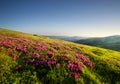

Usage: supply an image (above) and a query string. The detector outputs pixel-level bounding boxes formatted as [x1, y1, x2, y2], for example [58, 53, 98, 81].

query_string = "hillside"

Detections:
[75, 35, 120, 51]
[0, 28, 120, 84]
[45, 36, 88, 41]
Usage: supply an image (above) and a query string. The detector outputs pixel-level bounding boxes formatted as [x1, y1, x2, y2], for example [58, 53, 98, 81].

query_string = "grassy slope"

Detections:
[0, 28, 120, 84]
[75, 36, 120, 51]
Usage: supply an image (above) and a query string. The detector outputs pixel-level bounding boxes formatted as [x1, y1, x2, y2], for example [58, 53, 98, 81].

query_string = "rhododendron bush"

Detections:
[0, 35, 94, 83]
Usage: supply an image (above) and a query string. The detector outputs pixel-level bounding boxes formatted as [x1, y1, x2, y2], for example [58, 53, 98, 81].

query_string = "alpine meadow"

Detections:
[0, 28, 120, 84]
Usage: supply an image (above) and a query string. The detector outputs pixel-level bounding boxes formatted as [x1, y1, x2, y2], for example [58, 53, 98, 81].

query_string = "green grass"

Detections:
[75, 36, 120, 51]
[0, 28, 120, 84]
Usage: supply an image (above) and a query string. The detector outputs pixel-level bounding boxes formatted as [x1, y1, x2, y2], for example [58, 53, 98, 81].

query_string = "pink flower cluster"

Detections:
[75, 52, 94, 68]
[14, 44, 27, 53]
[47, 58, 56, 66]
[12, 54, 17, 61]
[0, 35, 94, 79]
[46, 51, 54, 57]
[34, 53, 42, 58]
[0, 39, 12, 47]
[26, 59, 35, 63]
[0, 36, 48, 60]
[67, 61, 82, 72]
[70, 72, 80, 78]
[67, 61, 82, 77]
[26, 57, 56, 67]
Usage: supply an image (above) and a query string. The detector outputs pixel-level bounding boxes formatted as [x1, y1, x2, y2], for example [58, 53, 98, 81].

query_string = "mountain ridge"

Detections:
[45, 35, 88, 41]
[75, 35, 120, 51]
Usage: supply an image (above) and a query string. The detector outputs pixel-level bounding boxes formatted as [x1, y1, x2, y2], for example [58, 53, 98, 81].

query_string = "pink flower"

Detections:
[35, 53, 42, 58]
[70, 72, 80, 78]
[87, 62, 94, 68]
[22, 48, 27, 53]
[27, 59, 35, 63]
[14, 65, 21, 70]
[66, 47, 71, 50]
[7, 48, 12, 52]
[46, 51, 54, 57]
[41, 45, 47, 50]
[47, 58, 56, 66]
[80, 56, 87, 63]
[56, 63, 61, 68]
[75, 53, 79, 57]
[12, 54, 17, 60]
[67, 61, 83, 72]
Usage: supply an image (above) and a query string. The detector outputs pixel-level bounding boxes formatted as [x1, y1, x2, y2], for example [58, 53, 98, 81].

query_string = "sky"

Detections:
[0, 0, 120, 37]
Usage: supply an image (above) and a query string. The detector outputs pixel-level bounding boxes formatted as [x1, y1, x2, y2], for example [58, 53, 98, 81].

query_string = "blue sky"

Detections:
[0, 0, 120, 37]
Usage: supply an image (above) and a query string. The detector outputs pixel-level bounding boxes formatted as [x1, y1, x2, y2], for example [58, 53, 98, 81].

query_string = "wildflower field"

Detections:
[0, 28, 120, 84]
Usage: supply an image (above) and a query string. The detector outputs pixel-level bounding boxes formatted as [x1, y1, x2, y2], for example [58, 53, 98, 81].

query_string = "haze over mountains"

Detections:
[46, 35, 120, 51]
[45, 36, 88, 41]
[75, 35, 120, 51]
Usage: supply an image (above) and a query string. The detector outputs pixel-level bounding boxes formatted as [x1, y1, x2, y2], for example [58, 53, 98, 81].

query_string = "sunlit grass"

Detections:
[0, 28, 120, 84]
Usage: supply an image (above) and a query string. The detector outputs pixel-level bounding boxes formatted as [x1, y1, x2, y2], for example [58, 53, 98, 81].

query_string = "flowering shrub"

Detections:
[75, 52, 94, 68]
[67, 61, 83, 77]
[0, 35, 95, 83]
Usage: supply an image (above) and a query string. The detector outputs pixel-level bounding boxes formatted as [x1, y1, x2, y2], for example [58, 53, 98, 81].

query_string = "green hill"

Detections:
[75, 36, 120, 51]
[0, 28, 120, 84]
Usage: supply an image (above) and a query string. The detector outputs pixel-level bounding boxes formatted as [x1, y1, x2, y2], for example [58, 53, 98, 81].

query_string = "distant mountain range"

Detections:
[45, 36, 88, 41]
[45, 35, 120, 51]
[75, 35, 120, 51]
